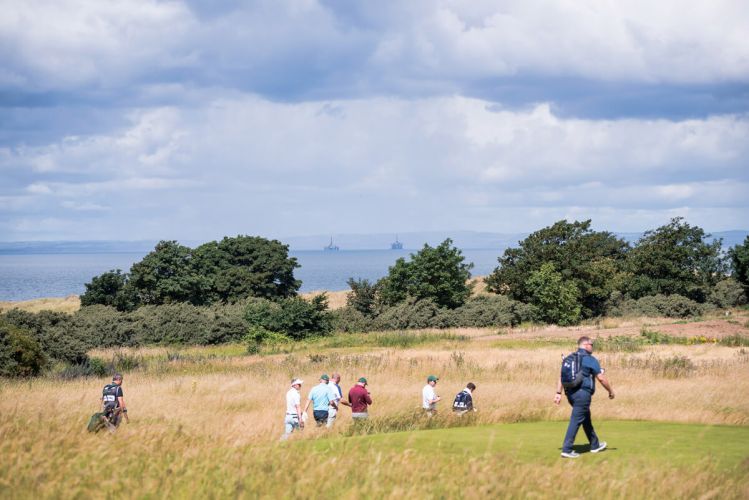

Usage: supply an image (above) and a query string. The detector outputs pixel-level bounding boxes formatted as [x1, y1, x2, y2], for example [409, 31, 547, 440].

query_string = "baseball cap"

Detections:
[291, 378, 303, 386]
[358, 377, 368, 384]
[321, 374, 330, 381]
[427, 375, 439, 382]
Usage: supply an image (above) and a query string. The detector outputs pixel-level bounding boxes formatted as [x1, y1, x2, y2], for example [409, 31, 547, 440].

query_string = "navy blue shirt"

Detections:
[578, 349, 602, 394]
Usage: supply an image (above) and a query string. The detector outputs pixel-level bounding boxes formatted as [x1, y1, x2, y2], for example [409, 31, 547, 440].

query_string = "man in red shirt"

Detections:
[348, 377, 372, 420]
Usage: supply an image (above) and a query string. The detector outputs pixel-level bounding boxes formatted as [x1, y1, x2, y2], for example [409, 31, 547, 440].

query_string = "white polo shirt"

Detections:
[422, 384, 437, 410]
[286, 387, 301, 415]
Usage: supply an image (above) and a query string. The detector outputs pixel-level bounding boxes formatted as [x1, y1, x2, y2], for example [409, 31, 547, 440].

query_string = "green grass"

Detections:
[312, 420, 749, 469]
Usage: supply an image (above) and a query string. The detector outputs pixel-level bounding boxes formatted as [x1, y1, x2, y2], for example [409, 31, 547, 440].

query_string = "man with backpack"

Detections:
[555, 336, 615, 458]
[452, 382, 476, 415]
[101, 373, 128, 428]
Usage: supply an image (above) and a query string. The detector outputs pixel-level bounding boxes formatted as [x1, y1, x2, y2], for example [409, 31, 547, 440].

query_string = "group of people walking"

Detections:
[282, 373, 478, 440]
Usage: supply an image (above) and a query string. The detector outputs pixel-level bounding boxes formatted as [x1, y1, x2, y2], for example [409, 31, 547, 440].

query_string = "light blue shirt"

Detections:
[308, 383, 332, 411]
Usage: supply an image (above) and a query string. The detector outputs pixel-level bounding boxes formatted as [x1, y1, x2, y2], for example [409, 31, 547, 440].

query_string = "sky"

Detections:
[1, 0, 748, 242]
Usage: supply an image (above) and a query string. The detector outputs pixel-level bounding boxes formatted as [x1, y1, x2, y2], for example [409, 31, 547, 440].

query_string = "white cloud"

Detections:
[2, 94, 746, 239]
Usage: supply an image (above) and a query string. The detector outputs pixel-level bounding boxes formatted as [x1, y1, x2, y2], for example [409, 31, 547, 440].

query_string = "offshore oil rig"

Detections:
[390, 234, 403, 250]
[323, 236, 339, 251]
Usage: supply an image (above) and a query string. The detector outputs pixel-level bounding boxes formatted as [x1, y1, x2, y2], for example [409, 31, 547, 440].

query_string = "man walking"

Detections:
[554, 336, 615, 458]
[282, 378, 304, 440]
[422, 375, 441, 415]
[304, 374, 332, 427]
[452, 382, 476, 415]
[348, 377, 372, 420]
[327, 373, 346, 428]
[101, 373, 128, 429]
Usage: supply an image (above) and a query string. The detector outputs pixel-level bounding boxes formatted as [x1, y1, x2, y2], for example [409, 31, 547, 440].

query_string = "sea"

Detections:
[0, 249, 503, 302]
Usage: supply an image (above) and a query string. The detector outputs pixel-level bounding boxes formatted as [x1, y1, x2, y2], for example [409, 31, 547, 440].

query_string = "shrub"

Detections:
[0, 320, 47, 377]
[608, 294, 707, 318]
[243, 325, 292, 354]
[708, 279, 747, 309]
[244, 295, 331, 340]
[330, 307, 374, 333]
[2, 309, 88, 364]
[374, 298, 450, 330]
[447, 295, 530, 328]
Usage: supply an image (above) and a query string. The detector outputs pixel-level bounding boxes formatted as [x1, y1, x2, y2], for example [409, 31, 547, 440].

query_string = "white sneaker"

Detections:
[560, 451, 580, 458]
[591, 442, 607, 453]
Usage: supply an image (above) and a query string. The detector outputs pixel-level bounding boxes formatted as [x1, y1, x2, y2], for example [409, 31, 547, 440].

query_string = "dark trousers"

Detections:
[313, 410, 329, 426]
[562, 389, 600, 453]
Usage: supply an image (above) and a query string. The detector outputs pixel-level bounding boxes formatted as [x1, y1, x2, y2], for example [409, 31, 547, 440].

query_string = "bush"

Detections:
[244, 295, 331, 340]
[608, 294, 708, 318]
[2, 309, 88, 364]
[708, 279, 747, 309]
[243, 325, 292, 354]
[330, 307, 374, 333]
[374, 298, 450, 330]
[447, 295, 531, 328]
[0, 320, 47, 377]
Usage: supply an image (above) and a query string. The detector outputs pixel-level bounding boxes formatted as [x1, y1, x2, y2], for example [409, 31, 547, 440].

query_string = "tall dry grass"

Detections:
[2, 326, 749, 498]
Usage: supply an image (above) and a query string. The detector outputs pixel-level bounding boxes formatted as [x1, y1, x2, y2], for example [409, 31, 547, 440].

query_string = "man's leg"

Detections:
[326, 408, 337, 428]
[562, 392, 586, 453]
[579, 395, 600, 449]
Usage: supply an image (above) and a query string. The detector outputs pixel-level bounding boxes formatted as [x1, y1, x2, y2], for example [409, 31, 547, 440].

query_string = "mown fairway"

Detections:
[1, 314, 748, 498]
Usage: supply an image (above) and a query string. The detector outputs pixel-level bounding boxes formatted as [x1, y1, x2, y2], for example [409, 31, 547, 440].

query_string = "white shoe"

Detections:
[560, 451, 580, 458]
[591, 442, 607, 453]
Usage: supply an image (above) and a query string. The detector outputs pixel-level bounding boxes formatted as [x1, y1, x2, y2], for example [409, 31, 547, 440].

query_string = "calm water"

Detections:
[0, 249, 502, 301]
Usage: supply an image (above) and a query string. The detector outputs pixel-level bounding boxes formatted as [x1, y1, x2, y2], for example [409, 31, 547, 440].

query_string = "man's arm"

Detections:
[554, 377, 563, 405]
[365, 392, 372, 405]
[596, 372, 615, 399]
[295, 403, 304, 429]
[303, 394, 312, 413]
[117, 396, 129, 422]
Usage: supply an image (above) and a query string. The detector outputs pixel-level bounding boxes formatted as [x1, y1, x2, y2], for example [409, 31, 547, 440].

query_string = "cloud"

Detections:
[1, 1, 747, 116]
[1, 94, 746, 240]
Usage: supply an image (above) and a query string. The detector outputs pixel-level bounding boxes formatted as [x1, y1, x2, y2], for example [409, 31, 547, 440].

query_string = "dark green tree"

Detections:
[346, 278, 379, 316]
[525, 263, 582, 325]
[378, 239, 473, 309]
[625, 218, 726, 302]
[192, 235, 300, 302]
[485, 220, 628, 317]
[80, 269, 139, 311]
[728, 236, 749, 295]
[128, 240, 208, 305]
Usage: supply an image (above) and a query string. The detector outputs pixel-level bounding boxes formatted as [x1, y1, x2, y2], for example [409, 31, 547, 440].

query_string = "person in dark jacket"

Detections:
[348, 377, 372, 420]
[452, 382, 476, 415]
[554, 336, 615, 458]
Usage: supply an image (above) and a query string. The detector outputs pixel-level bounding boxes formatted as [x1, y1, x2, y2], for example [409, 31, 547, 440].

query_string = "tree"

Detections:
[80, 269, 138, 311]
[128, 240, 208, 305]
[485, 220, 628, 318]
[728, 236, 749, 295]
[192, 236, 300, 302]
[525, 263, 581, 325]
[625, 218, 726, 302]
[346, 278, 379, 316]
[378, 239, 473, 309]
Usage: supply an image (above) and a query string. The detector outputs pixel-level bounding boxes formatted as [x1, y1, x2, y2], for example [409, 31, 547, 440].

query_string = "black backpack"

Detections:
[452, 390, 472, 411]
[102, 384, 120, 412]
[560, 352, 584, 389]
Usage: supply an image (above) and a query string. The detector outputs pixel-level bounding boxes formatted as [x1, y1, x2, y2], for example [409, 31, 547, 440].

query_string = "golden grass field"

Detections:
[1, 309, 749, 498]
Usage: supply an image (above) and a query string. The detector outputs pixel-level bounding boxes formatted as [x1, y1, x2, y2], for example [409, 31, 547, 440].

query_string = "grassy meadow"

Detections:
[1, 312, 749, 498]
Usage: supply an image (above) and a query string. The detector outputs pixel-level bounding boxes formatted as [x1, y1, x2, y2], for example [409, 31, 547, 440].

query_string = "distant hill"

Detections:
[1, 230, 745, 254]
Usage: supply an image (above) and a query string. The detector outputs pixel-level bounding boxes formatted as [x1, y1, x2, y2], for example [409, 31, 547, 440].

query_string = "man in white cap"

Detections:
[281, 378, 304, 441]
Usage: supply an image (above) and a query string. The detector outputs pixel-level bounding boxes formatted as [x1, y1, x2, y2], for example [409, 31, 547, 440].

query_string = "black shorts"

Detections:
[313, 410, 329, 425]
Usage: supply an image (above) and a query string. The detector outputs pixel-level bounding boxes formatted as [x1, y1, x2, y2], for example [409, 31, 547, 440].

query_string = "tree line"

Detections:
[2, 219, 748, 377]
